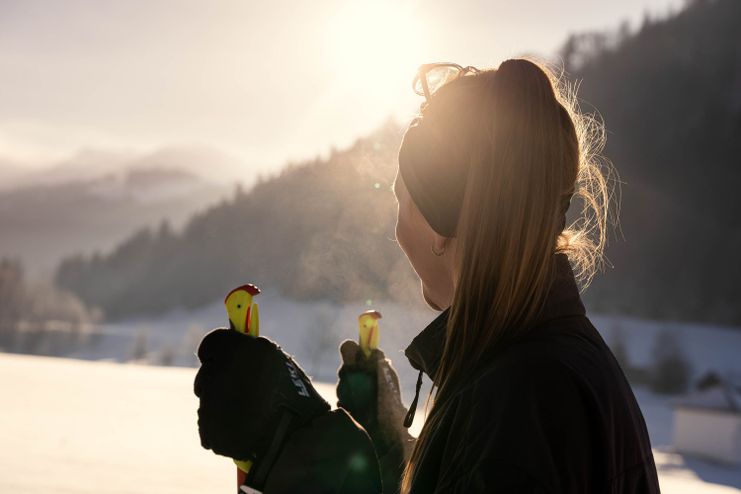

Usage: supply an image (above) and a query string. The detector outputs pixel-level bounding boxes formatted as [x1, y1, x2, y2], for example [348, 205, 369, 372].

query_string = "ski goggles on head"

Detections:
[412, 62, 482, 102]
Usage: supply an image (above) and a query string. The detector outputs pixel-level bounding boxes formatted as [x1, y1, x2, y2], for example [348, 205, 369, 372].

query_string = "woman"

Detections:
[194, 58, 660, 493]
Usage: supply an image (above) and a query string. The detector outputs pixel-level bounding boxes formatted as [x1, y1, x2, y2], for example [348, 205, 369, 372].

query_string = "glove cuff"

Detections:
[244, 410, 296, 491]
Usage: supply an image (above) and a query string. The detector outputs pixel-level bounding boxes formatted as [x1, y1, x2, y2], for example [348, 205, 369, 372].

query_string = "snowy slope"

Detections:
[1, 353, 739, 494]
[68, 292, 440, 406]
[67, 293, 741, 411]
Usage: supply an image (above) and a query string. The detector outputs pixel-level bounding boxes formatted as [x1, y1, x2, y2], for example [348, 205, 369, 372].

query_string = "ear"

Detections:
[431, 231, 452, 254]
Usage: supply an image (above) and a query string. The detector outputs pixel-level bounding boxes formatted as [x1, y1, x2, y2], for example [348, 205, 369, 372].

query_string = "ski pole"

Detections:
[223, 283, 261, 489]
[358, 309, 382, 358]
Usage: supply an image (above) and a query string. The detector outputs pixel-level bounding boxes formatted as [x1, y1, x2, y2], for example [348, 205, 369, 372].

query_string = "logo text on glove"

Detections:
[285, 361, 310, 397]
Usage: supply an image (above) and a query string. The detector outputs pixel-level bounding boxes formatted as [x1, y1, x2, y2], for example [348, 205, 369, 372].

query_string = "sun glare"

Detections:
[325, 2, 426, 100]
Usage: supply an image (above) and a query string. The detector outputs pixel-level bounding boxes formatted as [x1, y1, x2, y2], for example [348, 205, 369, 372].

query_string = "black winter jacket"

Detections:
[260, 254, 660, 493]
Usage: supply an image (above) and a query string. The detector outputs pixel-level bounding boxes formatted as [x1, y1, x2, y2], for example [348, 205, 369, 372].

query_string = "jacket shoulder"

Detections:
[436, 317, 658, 493]
[471, 315, 618, 396]
[431, 356, 591, 491]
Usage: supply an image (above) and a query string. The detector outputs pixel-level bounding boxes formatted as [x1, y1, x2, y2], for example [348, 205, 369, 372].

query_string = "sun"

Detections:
[325, 2, 426, 96]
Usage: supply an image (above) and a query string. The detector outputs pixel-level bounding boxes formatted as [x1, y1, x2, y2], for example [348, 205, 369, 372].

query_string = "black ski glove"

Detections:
[336, 340, 415, 492]
[194, 328, 330, 482]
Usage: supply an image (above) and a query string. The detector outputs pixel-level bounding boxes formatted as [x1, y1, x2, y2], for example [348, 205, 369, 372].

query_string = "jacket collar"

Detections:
[403, 253, 586, 380]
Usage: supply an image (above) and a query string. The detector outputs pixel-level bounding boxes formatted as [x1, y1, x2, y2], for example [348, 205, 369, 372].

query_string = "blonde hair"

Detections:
[399, 57, 616, 493]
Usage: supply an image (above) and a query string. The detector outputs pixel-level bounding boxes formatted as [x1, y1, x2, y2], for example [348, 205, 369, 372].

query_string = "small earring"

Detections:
[431, 244, 445, 256]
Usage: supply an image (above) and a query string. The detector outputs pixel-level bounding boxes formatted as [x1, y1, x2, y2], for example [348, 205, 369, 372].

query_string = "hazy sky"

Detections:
[0, 0, 680, 176]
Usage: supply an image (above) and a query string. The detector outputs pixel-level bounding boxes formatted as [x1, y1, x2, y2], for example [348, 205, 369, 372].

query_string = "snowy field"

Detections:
[1, 353, 740, 493]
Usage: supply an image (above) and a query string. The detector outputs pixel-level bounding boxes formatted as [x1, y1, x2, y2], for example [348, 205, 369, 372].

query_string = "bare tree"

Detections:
[131, 329, 149, 362]
[650, 329, 692, 394]
[0, 259, 25, 348]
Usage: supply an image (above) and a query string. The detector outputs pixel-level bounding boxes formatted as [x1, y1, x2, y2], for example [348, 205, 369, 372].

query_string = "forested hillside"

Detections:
[56, 122, 421, 319]
[565, 0, 741, 323]
[57, 0, 741, 324]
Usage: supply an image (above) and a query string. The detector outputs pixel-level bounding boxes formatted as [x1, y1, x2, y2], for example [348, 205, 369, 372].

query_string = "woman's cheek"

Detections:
[397, 211, 429, 278]
[395, 213, 413, 259]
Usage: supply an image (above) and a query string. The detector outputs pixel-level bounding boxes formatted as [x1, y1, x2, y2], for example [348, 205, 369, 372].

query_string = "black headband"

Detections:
[397, 118, 468, 238]
[399, 119, 575, 237]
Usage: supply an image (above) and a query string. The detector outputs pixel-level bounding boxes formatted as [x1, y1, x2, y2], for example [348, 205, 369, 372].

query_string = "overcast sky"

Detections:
[0, 0, 680, 177]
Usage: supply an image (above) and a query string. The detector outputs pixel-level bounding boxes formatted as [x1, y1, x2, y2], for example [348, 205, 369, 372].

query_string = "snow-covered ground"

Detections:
[1, 353, 739, 493]
[0, 353, 423, 494]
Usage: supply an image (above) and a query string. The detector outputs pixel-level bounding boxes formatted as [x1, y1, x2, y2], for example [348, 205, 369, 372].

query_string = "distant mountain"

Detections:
[0, 164, 230, 275]
[0, 159, 33, 189]
[0, 145, 248, 191]
[56, 0, 741, 325]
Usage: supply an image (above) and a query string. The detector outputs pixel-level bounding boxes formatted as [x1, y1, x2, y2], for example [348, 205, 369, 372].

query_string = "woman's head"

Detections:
[395, 58, 614, 492]
[395, 57, 611, 323]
